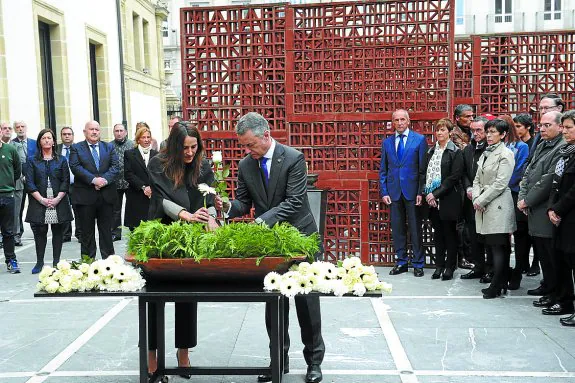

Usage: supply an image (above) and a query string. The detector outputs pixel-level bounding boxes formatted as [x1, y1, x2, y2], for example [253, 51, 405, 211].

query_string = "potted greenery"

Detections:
[126, 220, 320, 282]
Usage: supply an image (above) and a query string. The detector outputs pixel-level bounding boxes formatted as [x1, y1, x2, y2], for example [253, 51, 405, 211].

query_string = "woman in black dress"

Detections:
[25, 129, 73, 273]
[146, 121, 218, 376]
[124, 126, 157, 231]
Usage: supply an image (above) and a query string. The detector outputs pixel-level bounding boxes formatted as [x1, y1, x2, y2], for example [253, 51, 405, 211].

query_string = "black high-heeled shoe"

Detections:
[482, 286, 502, 299]
[431, 267, 444, 279]
[177, 351, 191, 379]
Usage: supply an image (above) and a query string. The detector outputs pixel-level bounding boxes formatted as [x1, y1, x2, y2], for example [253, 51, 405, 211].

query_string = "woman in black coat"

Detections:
[25, 129, 73, 273]
[423, 118, 464, 280]
[547, 110, 575, 325]
[124, 126, 157, 231]
[146, 122, 218, 377]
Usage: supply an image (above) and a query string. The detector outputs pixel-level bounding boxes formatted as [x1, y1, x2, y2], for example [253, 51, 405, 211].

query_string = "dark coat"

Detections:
[124, 147, 158, 228]
[148, 155, 215, 224]
[462, 139, 487, 191]
[550, 153, 575, 253]
[422, 141, 464, 221]
[24, 155, 73, 224]
[69, 140, 119, 206]
[228, 143, 318, 236]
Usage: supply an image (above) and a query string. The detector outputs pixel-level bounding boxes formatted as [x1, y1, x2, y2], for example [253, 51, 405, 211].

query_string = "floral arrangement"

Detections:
[36, 256, 146, 294]
[263, 256, 392, 297]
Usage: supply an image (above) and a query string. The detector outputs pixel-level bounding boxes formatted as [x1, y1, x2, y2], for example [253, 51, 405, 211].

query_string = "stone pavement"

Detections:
[2, 224, 575, 383]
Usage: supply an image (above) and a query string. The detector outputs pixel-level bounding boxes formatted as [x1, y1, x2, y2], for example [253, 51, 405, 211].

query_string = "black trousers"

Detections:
[265, 294, 325, 366]
[487, 241, 511, 290]
[77, 194, 115, 259]
[464, 200, 485, 272]
[30, 223, 63, 265]
[62, 185, 82, 240]
[514, 220, 532, 272]
[112, 189, 127, 238]
[429, 208, 457, 269]
[18, 193, 26, 235]
[554, 249, 575, 306]
[147, 302, 198, 350]
[533, 236, 556, 294]
[0, 195, 16, 262]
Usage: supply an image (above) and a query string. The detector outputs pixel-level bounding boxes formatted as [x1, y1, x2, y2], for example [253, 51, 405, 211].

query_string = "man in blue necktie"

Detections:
[69, 121, 119, 259]
[379, 109, 428, 277]
[58, 127, 81, 243]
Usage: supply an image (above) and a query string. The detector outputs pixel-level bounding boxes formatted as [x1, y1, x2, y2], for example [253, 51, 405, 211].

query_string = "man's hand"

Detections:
[548, 210, 561, 227]
[517, 199, 528, 210]
[214, 195, 223, 211]
[143, 186, 152, 198]
[416, 195, 423, 206]
[92, 177, 107, 189]
[382, 195, 392, 205]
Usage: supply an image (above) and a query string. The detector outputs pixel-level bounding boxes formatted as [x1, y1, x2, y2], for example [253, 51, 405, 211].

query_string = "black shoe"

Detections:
[527, 286, 549, 296]
[482, 286, 502, 299]
[560, 313, 575, 326]
[305, 364, 322, 383]
[526, 266, 540, 277]
[479, 272, 493, 284]
[432, 267, 444, 279]
[176, 351, 191, 379]
[389, 265, 408, 275]
[507, 268, 522, 290]
[542, 303, 575, 316]
[14, 240, 22, 246]
[413, 267, 424, 277]
[442, 268, 454, 281]
[257, 362, 289, 382]
[533, 296, 555, 308]
[458, 258, 474, 270]
[461, 270, 482, 280]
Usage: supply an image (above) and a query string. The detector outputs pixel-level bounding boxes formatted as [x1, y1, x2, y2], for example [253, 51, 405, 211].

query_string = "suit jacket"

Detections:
[518, 134, 566, 238]
[228, 143, 318, 236]
[472, 142, 516, 235]
[124, 147, 158, 228]
[57, 143, 74, 184]
[11, 137, 37, 160]
[549, 151, 575, 253]
[379, 130, 428, 201]
[68, 140, 119, 205]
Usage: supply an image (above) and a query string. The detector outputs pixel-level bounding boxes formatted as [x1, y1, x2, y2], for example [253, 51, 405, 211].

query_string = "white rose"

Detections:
[45, 280, 60, 293]
[212, 151, 223, 164]
[107, 255, 124, 265]
[79, 263, 90, 274]
[56, 260, 72, 271]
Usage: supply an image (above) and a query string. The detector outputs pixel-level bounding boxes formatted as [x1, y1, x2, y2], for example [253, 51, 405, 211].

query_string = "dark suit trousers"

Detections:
[390, 195, 424, 267]
[429, 208, 457, 270]
[112, 189, 127, 238]
[533, 236, 556, 294]
[554, 249, 575, 306]
[464, 199, 485, 272]
[147, 302, 198, 350]
[62, 184, 82, 240]
[77, 193, 115, 259]
[265, 294, 325, 366]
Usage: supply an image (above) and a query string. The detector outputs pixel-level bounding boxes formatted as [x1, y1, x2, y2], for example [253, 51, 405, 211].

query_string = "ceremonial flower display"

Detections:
[210, 150, 230, 205]
[36, 256, 145, 294]
[263, 257, 392, 298]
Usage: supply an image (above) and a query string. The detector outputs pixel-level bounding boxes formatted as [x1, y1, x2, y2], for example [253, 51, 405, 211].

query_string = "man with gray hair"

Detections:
[518, 111, 568, 314]
[224, 112, 325, 383]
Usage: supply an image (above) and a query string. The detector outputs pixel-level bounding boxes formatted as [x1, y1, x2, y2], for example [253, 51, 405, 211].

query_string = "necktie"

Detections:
[90, 144, 100, 170]
[64, 146, 70, 161]
[397, 134, 405, 160]
[260, 157, 269, 186]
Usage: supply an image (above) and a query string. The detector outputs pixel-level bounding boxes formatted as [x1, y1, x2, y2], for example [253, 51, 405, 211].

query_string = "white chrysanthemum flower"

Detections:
[107, 255, 124, 265]
[289, 264, 299, 272]
[88, 262, 104, 280]
[212, 151, 223, 164]
[362, 265, 377, 276]
[352, 283, 367, 297]
[198, 183, 217, 196]
[45, 280, 60, 293]
[336, 267, 347, 279]
[297, 276, 313, 294]
[378, 281, 393, 293]
[279, 277, 301, 298]
[112, 265, 131, 282]
[324, 263, 337, 279]
[264, 272, 282, 291]
[342, 256, 362, 270]
[315, 279, 333, 294]
[347, 268, 361, 280]
[297, 262, 311, 275]
[79, 263, 90, 274]
[282, 271, 300, 280]
[100, 261, 116, 277]
[309, 262, 325, 278]
[307, 275, 319, 290]
[331, 280, 350, 297]
[56, 260, 71, 271]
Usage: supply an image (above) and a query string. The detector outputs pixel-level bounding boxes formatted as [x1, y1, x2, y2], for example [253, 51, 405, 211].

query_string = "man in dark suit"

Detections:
[58, 126, 81, 242]
[225, 112, 325, 383]
[379, 109, 428, 277]
[69, 120, 119, 259]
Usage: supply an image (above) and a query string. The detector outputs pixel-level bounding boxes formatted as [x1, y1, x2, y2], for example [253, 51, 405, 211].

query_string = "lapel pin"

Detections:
[277, 158, 282, 163]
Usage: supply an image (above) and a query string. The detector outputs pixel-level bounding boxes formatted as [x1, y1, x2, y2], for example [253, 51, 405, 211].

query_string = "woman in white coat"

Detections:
[473, 119, 516, 299]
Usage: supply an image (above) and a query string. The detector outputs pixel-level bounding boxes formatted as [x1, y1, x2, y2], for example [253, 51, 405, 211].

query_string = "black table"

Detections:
[35, 281, 287, 383]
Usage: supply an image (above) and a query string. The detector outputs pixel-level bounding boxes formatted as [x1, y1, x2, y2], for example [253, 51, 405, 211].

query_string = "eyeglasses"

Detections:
[538, 105, 559, 112]
[537, 123, 554, 129]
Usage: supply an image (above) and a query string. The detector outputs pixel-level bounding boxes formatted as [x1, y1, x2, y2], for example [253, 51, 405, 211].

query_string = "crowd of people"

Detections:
[380, 94, 575, 327]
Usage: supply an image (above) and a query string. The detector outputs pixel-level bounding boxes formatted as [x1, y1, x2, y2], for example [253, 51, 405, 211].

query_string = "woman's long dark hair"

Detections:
[34, 128, 59, 161]
[160, 121, 204, 188]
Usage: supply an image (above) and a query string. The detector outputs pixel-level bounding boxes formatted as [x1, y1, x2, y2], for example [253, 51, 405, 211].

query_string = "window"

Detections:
[495, 0, 512, 23]
[38, 21, 56, 131]
[162, 21, 168, 37]
[544, 0, 561, 20]
[142, 18, 150, 73]
[89, 43, 99, 122]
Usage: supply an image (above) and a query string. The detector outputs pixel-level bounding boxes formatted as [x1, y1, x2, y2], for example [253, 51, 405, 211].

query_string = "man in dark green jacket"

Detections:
[0, 137, 22, 273]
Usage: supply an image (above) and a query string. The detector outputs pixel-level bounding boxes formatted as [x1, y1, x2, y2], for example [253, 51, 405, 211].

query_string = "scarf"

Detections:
[424, 143, 445, 194]
[483, 141, 502, 158]
[555, 144, 575, 177]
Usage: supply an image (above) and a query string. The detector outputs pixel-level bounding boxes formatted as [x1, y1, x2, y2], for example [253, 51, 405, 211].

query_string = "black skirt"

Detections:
[478, 233, 510, 246]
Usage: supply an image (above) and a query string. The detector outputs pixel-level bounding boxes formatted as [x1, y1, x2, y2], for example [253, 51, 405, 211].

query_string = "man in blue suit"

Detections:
[69, 120, 119, 259]
[379, 109, 428, 277]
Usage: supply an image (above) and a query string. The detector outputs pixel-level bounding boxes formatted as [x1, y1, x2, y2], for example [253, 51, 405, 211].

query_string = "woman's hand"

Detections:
[548, 210, 561, 227]
[426, 193, 437, 208]
[143, 186, 152, 198]
[473, 203, 485, 212]
[179, 207, 211, 223]
[206, 217, 219, 231]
